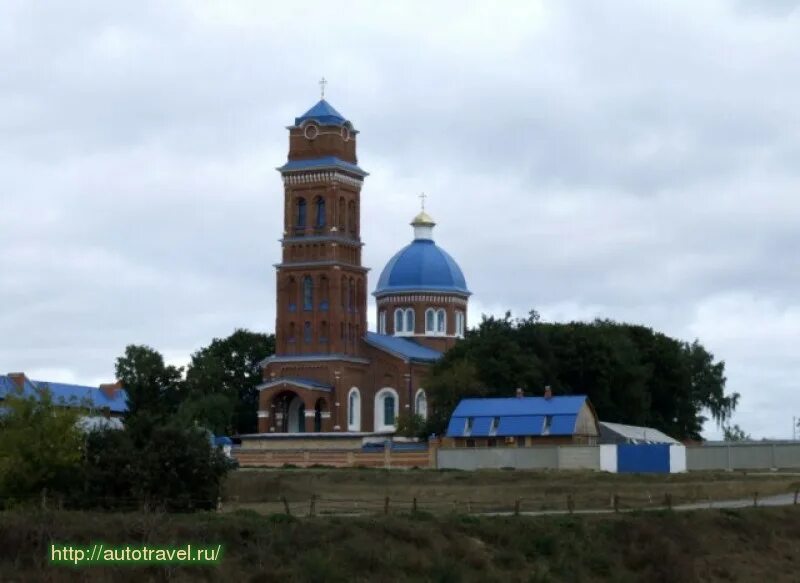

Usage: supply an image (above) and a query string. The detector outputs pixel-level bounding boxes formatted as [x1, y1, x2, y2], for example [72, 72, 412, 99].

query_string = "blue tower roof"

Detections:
[294, 99, 348, 126]
[374, 239, 469, 297]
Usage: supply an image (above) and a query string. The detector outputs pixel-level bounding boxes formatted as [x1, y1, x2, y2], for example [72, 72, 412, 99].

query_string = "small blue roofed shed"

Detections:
[445, 388, 599, 447]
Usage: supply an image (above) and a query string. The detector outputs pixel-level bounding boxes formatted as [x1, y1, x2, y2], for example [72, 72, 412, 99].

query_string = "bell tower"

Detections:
[274, 96, 369, 358]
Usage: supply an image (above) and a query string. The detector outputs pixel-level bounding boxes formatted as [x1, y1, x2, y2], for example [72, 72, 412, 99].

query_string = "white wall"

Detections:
[669, 444, 687, 473]
[599, 444, 618, 473]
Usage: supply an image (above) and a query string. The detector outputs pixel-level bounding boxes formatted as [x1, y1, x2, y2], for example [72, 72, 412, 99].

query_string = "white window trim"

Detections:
[374, 387, 399, 432]
[436, 308, 446, 335]
[425, 308, 436, 334]
[394, 307, 414, 336]
[414, 388, 428, 420]
[404, 308, 415, 334]
[394, 308, 404, 334]
[347, 387, 361, 431]
[378, 311, 387, 334]
[455, 311, 465, 338]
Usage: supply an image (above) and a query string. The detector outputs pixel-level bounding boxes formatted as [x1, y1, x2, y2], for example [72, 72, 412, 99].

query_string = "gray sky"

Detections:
[2, 0, 799, 439]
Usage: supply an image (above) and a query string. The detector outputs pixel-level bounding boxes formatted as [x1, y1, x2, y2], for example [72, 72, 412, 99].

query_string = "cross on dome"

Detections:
[319, 77, 327, 99]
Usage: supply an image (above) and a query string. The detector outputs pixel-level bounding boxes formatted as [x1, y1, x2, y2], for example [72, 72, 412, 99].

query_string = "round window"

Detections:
[341, 126, 350, 141]
[304, 124, 319, 140]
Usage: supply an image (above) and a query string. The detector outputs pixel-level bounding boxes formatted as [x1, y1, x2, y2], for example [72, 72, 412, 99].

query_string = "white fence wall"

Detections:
[686, 442, 800, 471]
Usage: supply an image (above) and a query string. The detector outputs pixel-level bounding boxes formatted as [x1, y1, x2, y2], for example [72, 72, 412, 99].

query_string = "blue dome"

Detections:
[374, 239, 470, 297]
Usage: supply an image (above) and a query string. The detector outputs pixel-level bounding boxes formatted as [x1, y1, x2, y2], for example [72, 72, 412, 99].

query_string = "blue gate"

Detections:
[617, 444, 671, 473]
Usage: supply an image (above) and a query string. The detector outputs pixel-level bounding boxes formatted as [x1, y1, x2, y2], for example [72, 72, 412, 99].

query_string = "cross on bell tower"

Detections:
[319, 77, 327, 99]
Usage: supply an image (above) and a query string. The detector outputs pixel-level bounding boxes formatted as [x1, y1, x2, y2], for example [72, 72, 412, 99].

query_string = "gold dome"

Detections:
[411, 210, 436, 226]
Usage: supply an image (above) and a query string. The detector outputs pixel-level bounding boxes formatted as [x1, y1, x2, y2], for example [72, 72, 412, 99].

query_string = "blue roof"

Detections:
[294, 99, 347, 126]
[277, 156, 367, 177]
[1, 375, 127, 413]
[374, 239, 469, 297]
[31, 380, 128, 413]
[364, 332, 442, 362]
[446, 396, 590, 438]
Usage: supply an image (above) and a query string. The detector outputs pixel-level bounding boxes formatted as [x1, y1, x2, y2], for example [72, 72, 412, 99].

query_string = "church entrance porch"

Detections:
[257, 378, 336, 433]
[272, 391, 306, 433]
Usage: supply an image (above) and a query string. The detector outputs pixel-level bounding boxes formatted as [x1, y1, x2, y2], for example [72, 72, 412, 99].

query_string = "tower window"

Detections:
[404, 308, 414, 334]
[456, 311, 465, 338]
[315, 197, 326, 228]
[347, 200, 356, 236]
[296, 198, 307, 228]
[304, 322, 312, 344]
[303, 276, 313, 311]
[319, 276, 329, 311]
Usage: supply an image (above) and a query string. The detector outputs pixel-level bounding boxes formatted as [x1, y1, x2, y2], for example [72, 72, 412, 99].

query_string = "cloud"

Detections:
[2, 0, 799, 438]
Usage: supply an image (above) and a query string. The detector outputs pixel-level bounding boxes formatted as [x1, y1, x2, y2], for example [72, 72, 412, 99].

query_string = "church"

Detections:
[254, 95, 469, 436]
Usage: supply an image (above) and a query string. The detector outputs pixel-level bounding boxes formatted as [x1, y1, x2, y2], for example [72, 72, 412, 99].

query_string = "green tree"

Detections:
[116, 344, 183, 420]
[0, 389, 83, 506]
[425, 311, 736, 440]
[722, 424, 751, 442]
[184, 329, 275, 434]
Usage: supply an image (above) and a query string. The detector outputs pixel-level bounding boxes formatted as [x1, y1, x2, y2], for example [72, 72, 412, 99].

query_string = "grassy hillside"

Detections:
[4, 506, 800, 582]
[223, 468, 800, 515]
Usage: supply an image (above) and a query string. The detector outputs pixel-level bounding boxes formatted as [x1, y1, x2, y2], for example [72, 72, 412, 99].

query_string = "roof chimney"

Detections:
[515, 388, 524, 399]
[99, 381, 122, 400]
[544, 385, 553, 400]
[7, 372, 26, 390]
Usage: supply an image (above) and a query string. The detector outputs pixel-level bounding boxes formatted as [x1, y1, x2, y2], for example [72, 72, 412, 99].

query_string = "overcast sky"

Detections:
[2, 0, 799, 439]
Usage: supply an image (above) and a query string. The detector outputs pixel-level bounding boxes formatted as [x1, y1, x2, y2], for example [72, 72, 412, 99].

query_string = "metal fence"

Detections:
[686, 442, 800, 471]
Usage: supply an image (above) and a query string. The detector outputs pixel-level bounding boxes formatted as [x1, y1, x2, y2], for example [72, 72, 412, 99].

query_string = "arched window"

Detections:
[296, 198, 307, 228]
[287, 277, 297, 312]
[436, 309, 446, 334]
[425, 308, 436, 333]
[315, 197, 326, 228]
[348, 387, 361, 431]
[455, 311, 465, 338]
[394, 308, 404, 334]
[338, 197, 346, 231]
[303, 276, 313, 311]
[304, 321, 312, 343]
[378, 310, 386, 334]
[348, 200, 356, 235]
[383, 395, 396, 426]
[404, 308, 415, 334]
[348, 277, 355, 311]
[415, 389, 428, 420]
[319, 276, 329, 311]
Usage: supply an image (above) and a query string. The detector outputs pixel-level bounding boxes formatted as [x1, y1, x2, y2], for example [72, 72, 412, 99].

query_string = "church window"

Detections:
[436, 309, 446, 334]
[378, 310, 386, 334]
[415, 389, 427, 420]
[348, 278, 355, 311]
[303, 276, 313, 311]
[425, 308, 435, 333]
[455, 311, 465, 338]
[394, 309, 404, 334]
[404, 308, 414, 333]
[315, 197, 326, 228]
[296, 198, 307, 228]
[338, 197, 346, 231]
[383, 395, 396, 426]
[287, 277, 297, 312]
[348, 388, 361, 431]
[348, 200, 356, 236]
[303, 321, 312, 343]
[320, 276, 329, 311]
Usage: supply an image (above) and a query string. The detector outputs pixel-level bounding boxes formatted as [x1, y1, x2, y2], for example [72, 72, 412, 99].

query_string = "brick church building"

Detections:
[255, 97, 470, 435]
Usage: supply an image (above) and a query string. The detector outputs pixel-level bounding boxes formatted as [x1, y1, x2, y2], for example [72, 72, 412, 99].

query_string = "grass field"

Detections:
[4, 506, 800, 582]
[222, 468, 800, 516]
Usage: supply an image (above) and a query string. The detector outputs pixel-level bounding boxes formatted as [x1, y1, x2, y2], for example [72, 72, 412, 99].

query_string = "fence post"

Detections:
[514, 498, 521, 516]
[309, 494, 316, 517]
[384, 496, 390, 515]
[467, 500, 472, 513]
[217, 496, 222, 512]
[412, 497, 417, 514]
[567, 495, 574, 514]
[613, 494, 620, 513]
[753, 492, 758, 508]
[794, 489, 798, 505]
[665, 493, 672, 510]
[282, 496, 291, 516]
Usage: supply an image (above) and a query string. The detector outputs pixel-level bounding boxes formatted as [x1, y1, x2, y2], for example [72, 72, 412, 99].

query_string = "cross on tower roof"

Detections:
[419, 192, 427, 211]
[319, 77, 327, 99]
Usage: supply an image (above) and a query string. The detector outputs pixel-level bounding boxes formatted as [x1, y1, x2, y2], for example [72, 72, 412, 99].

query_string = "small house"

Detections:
[444, 387, 599, 447]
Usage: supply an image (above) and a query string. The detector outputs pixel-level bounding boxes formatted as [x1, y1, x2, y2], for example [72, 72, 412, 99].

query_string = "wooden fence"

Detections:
[234, 448, 433, 469]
